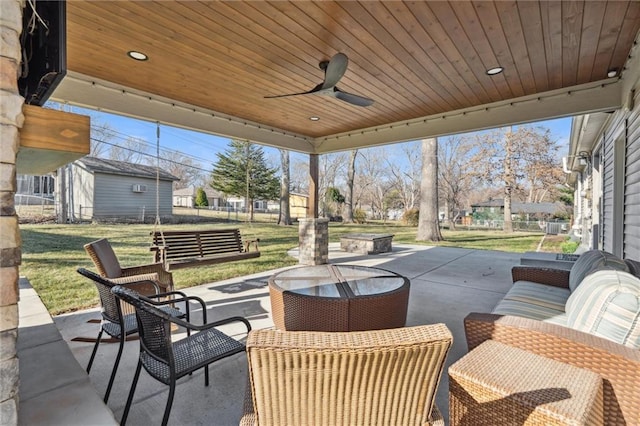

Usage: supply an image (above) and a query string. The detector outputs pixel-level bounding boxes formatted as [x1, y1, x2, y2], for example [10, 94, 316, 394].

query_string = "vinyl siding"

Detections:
[602, 127, 616, 253]
[624, 91, 640, 260]
[93, 173, 173, 218]
[71, 166, 95, 220]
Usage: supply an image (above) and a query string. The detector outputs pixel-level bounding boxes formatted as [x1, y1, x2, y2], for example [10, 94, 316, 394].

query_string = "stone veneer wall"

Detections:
[0, 1, 24, 424]
[298, 218, 329, 265]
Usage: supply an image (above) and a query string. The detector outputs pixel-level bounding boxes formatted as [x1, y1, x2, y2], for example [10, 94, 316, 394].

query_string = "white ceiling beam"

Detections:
[314, 79, 622, 153]
[51, 72, 315, 153]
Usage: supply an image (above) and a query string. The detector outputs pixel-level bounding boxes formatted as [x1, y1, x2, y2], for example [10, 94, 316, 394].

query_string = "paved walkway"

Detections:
[24, 243, 521, 425]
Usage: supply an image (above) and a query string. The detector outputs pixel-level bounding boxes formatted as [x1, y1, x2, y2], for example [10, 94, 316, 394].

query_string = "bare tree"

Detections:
[278, 149, 291, 225]
[438, 135, 478, 230]
[318, 153, 347, 217]
[417, 138, 443, 241]
[344, 149, 358, 223]
[387, 141, 421, 213]
[472, 126, 562, 232]
[290, 157, 309, 193]
[90, 121, 118, 157]
[108, 136, 149, 163]
[158, 152, 204, 189]
[354, 149, 388, 220]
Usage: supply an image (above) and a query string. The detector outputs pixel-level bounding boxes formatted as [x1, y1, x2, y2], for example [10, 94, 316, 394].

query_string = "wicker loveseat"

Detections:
[464, 249, 640, 425]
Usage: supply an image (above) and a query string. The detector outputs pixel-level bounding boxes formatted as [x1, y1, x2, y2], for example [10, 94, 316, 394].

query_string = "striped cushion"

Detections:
[568, 250, 629, 292]
[492, 298, 567, 325]
[566, 270, 640, 349]
[503, 281, 571, 312]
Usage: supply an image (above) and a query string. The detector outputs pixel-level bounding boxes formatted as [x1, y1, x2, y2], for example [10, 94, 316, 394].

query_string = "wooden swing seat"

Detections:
[150, 229, 260, 271]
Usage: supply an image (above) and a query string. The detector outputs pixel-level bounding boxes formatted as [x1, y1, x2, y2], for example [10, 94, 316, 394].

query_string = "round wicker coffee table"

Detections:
[269, 264, 410, 332]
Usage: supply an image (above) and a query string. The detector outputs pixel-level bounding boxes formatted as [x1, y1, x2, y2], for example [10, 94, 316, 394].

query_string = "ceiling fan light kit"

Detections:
[265, 53, 374, 107]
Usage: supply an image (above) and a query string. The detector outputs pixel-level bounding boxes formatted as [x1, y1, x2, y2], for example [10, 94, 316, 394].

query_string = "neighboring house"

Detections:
[227, 196, 269, 212]
[266, 193, 309, 219]
[173, 186, 225, 208]
[16, 174, 55, 205]
[565, 87, 640, 259]
[471, 199, 566, 219]
[71, 156, 179, 220]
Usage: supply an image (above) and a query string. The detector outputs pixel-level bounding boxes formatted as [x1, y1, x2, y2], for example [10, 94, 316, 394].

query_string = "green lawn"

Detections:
[19, 221, 551, 315]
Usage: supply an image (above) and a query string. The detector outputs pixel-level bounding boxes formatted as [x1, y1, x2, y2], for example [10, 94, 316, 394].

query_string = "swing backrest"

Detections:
[84, 238, 123, 278]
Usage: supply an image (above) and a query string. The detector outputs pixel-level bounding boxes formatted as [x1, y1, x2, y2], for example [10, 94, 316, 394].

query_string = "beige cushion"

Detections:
[568, 249, 628, 292]
[85, 238, 122, 278]
[566, 269, 640, 349]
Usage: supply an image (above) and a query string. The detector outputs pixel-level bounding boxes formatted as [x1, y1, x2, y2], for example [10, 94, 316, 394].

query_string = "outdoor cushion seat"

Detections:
[500, 280, 571, 311]
[492, 298, 567, 326]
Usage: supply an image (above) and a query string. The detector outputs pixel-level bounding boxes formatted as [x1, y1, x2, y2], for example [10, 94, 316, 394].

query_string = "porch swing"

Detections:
[149, 124, 260, 272]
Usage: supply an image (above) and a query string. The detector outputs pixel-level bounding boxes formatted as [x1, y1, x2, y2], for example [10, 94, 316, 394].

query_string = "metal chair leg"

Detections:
[161, 380, 176, 426]
[205, 365, 209, 387]
[120, 360, 142, 426]
[86, 328, 103, 373]
[103, 332, 125, 403]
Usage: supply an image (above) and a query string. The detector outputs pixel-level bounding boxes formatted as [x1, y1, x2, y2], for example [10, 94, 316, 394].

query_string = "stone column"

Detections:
[298, 218, 329, 265]
[0, 1, 24, 424]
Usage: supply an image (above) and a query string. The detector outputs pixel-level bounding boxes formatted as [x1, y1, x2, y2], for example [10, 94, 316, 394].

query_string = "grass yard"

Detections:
[20, 221, 557, 315]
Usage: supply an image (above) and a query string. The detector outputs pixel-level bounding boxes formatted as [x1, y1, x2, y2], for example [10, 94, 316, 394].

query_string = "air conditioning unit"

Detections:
[132, 184, 147, 193]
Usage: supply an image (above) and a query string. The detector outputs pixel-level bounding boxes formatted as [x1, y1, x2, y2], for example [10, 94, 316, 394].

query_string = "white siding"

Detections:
[71, 166, 95, 220]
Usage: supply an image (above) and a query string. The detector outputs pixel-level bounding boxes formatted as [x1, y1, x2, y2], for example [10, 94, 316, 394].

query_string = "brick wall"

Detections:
[0, 1, 24, 424]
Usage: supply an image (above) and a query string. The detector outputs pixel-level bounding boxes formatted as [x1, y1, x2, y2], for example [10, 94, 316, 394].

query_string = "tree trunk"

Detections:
[417, 138, 443, 241]
[344, 149, 357, 223]
[278, 149, 291, 225]
[503, 129, 514, 233]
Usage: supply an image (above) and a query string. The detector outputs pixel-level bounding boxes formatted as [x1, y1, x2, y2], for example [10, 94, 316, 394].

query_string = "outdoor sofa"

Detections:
[464, 249, 640, 425]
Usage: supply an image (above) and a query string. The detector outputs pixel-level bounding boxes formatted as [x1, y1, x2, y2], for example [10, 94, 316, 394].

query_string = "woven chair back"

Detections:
[112, 286, 175, 372]
[246, 324, 452, 426]
[77, 268, 123, 324]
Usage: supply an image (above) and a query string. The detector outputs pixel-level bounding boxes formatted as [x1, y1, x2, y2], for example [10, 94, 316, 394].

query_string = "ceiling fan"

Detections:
[265, 53, 374, 107]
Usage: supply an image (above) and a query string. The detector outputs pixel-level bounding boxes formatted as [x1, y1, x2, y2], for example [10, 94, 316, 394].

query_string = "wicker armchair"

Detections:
[112, 285, 252, 426]
[464, 313, 640, 425]
[84, 238, 173, 293]
[240, 324, 453, 426]
[77, 268, 188, 403]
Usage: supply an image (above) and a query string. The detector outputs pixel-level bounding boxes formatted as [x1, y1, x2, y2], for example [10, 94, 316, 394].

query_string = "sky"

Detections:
[51, 102, 573, 176]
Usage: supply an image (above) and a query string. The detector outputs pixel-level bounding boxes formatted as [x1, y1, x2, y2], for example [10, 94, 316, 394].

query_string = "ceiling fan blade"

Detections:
[321, 53, 348, 89]
[334, 88, 374, 107]
[264, 83, 323, 99]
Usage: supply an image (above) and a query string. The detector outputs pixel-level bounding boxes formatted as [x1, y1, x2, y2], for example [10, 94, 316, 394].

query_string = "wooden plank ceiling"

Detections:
[63, 1, 640, 147]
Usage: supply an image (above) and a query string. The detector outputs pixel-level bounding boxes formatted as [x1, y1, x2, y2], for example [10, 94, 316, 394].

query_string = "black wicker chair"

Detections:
[112, 285, 252, 426]
[77, 268, 189, 403]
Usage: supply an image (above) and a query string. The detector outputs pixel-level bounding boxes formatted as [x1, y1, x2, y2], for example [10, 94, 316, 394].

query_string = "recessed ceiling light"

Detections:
[127, 51, 148, 61]
[486, 66, 504, 76]
[309, 116, 320, 121]
[607, 69, 618, 78]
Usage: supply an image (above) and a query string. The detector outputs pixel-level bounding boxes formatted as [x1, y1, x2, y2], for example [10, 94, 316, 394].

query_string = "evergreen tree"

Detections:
[211, 140, 279, 220]
[195, 187, 209, 207]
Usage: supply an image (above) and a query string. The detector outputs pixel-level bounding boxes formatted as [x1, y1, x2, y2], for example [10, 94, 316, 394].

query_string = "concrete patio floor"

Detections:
[25, 243, 522, 425]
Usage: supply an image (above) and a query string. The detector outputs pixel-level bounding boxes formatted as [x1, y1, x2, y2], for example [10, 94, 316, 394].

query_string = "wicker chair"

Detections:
[464, 313, 640, 425]
[84, 237, 174, 293]
[240, 324, 453, 426]
[77, 268, 188, 403]
[112, 285, 252, 426]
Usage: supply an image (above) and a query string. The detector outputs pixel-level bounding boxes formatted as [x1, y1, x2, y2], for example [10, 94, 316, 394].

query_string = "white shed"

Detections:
[71, 156, 178, 220]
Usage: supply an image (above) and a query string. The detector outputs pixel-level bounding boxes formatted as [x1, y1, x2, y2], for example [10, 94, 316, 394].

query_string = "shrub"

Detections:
[402, 208, 419, 226]
[561, 240, 579, 253]
[353, 208, 367, 224]
[195, 187, 209, 207]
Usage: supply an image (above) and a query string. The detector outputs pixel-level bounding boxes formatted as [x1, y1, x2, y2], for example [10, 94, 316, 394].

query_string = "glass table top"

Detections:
[270, 264, 407, 298]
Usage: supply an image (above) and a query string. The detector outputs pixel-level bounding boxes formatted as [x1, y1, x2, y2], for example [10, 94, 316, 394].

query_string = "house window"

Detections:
[33, 175, 55, 195]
